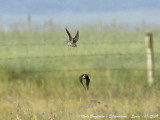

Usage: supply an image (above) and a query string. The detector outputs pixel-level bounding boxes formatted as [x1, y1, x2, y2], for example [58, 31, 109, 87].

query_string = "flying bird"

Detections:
[79, 74, 90, 90]
[65, 28, 79, 47]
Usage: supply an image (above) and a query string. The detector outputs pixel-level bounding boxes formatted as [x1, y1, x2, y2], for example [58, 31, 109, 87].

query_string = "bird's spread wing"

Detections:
[86, 77, 90, 90]
[73, 30, 79, 43]
[79, 75, 86, 89]
[65, 28, 72, 41]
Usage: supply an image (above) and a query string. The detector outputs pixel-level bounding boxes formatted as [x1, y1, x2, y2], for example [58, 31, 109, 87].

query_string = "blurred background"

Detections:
[0, 0, 160, 120]
[0, 0, 160, 30]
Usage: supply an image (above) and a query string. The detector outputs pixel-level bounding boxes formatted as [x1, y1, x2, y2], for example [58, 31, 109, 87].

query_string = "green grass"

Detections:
[0, 26, 160, 120]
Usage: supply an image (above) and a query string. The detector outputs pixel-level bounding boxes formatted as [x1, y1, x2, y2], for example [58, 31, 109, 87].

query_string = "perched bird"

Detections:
[79, 74, 90, 90]
[65, 28, 79, 47]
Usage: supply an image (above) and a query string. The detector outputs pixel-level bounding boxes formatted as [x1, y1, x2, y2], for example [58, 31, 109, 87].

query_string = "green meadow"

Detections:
[0, 25, 160, 120]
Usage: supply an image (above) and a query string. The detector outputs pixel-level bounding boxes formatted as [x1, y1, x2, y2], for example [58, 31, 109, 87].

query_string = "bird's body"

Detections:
[65, 28, 79, 47]
[79, 74, 90, 90]
[67, 41, 77, 47]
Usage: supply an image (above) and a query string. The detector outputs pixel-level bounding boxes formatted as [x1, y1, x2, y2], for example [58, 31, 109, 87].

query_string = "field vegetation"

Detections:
[0, 23, 160, 120]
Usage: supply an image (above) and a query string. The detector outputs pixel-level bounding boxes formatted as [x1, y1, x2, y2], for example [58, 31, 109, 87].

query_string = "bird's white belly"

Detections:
[67, 42, 72, 46]
[82, 75, 85, 79]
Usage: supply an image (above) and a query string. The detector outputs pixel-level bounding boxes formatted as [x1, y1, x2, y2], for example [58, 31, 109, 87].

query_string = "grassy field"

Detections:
[0, 26, 160, 120]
